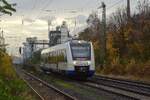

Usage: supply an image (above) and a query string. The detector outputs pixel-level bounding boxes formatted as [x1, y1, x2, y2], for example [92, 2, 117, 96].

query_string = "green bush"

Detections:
[0, 51, 38, 100]
[0, 51, 16, 78]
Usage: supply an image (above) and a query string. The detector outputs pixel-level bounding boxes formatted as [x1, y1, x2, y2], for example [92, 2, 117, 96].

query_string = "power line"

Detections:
[23, 0, 53, 20]
[107, 0, 124, 10]
[35, 0, 54, 19]
[32, 0, 38, 10]
[41, 0, 54, 11]
[24, 0, 125, 24]
[44, 0, 102, 16]
[25, 0, 39, 21]
[97, 0, 124, 17]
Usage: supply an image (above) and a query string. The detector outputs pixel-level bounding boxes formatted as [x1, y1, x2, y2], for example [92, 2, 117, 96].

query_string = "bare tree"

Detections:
[137, 0, 150, 16]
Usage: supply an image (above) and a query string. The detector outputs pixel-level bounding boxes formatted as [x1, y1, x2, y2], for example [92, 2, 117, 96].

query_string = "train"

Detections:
[40, 40, 95, 78]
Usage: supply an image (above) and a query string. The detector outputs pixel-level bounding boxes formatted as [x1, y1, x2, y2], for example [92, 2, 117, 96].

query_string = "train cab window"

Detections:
[70, 43, 91, 60]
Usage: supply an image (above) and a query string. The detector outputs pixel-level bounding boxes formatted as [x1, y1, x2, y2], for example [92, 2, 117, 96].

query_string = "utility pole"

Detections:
[48, 20, 51, 46]
[48, 20, 51, 33]
[98, 2, 106, 65]
[127, 0, 131, 20]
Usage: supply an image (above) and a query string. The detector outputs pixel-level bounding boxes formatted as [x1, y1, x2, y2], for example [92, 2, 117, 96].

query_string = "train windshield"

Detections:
[70, 43, 91, 60]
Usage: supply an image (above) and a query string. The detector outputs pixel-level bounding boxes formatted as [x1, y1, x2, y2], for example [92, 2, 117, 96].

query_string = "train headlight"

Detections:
[87, 61, 91, 65]
[73, 61, 77, 65]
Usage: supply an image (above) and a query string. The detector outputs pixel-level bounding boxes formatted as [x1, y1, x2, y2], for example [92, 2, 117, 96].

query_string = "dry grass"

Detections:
[97, 59, 150, 82]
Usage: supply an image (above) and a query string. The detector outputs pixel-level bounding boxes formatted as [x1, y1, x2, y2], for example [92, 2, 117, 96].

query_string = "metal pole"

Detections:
[101, 2, 106, 64]
[127, 0, 131, 20]
[48, 20, 51, 33]
[48, 20, 51, 47]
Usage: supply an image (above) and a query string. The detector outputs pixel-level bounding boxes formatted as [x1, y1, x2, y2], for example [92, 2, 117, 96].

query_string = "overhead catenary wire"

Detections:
[38, 0, 124, 20]
[107, 0, 124, 10]
[31, 0, 38, 10]
[67, 0, 124, 33]
[28, 0, 38, 19]
[42, 0, 101, 17]
[22, 0, 54, 28]
[97, 0, 124, 17]
[4, 0, 130, 56]
[34, 0, 54, 19]
[22, 0, 125, 28]
[22, 0, 53, 20]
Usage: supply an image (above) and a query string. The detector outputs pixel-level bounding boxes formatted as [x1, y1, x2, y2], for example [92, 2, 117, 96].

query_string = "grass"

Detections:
[54, 79, 74, 89]
[0, 75, 37, 100]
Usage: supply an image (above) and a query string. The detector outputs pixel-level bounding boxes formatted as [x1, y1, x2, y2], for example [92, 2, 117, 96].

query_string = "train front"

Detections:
[67, 40, 95, 78]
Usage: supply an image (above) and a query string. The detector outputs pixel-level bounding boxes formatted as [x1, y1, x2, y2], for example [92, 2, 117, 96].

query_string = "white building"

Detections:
[49, 21, 70, 46]
[60, 21, 70, 43]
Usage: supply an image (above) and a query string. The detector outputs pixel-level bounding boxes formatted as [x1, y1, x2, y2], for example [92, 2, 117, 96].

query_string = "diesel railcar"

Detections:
[40, 40, 95, 78]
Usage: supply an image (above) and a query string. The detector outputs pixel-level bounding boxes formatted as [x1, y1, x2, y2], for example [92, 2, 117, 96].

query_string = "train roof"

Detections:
[41, 40, 91, 54]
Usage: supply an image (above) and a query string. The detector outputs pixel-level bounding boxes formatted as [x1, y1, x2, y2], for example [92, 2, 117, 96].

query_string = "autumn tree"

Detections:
[79, 0, 150, 67]
[0, 0, 16, 64]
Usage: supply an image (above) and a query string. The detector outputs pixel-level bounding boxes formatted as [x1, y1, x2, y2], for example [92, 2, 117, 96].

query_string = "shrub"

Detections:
[0, 51, 38, 100]
[0, 51, 16, 78]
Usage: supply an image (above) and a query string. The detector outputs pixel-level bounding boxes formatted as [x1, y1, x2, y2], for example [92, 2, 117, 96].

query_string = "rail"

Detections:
[23, 70, 77, 100]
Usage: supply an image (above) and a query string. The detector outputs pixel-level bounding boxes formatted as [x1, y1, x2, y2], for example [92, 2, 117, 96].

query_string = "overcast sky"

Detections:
[0, 0, 140, 56]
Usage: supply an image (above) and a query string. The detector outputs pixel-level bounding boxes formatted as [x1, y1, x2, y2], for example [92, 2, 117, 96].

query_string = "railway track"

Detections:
[22, 70, 77, 100]
[82, 82, 138, 100]
[94, 75, 150, 89]
[86, 75, 150, 100]
[14, 65, 150, 100]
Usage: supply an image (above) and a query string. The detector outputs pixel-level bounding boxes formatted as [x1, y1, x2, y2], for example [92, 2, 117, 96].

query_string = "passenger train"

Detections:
[40, 40, 95, 78]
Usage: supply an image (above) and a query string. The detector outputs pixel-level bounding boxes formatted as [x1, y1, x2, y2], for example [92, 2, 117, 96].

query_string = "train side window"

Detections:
[49, 53, 51, 63]
[64, 50, 67, 62]
[61, 49, 64, 62]
[54, 51, 57, 63]
[51, 52, 53, 63]
[41, 54, 44, 62]
[45, 53, 47, 63]
[58, 50, 60, 55]
[58, 50, 61, 62]
[56, 51, 58, 62]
